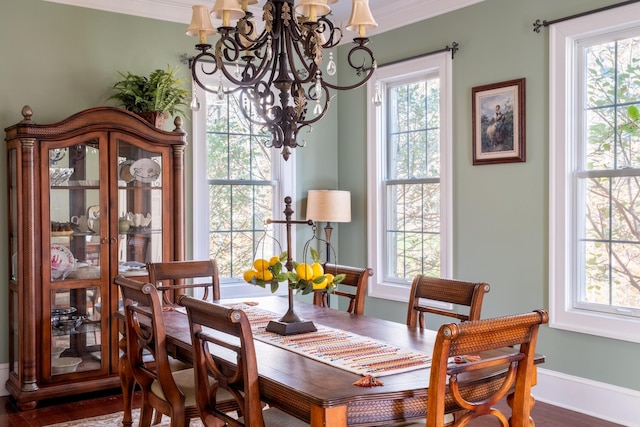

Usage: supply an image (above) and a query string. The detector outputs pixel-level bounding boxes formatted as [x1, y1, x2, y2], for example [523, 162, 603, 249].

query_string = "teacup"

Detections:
[70, 215, 90, 233]
[88, 218, 100, 233]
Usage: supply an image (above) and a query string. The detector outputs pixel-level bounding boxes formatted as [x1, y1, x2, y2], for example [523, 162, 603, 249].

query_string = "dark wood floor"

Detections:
[0, 388, 624, 427]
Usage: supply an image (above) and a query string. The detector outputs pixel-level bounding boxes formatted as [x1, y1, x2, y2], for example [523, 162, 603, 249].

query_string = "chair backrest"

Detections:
[181, 296, 265, 427]
[313, 264, 372, 315]
[427, 309, 549, 427]
[147, 259, 221, 304]
[116, 276, 184, 406]
[406, 275, 490, 328]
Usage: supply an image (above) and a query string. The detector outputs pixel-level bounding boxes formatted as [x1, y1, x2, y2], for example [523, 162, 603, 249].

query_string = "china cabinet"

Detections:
[5, 106, 186, 409]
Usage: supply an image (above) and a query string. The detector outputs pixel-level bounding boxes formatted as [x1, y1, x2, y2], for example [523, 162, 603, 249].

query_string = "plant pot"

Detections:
[137, 111, 165, 129]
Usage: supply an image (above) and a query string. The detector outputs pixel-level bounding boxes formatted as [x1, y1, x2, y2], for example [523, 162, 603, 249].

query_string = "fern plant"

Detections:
[107, 66, 189, 117]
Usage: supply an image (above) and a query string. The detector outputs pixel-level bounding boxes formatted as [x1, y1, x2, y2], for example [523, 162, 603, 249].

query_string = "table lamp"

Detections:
[306, 190, 352, 263]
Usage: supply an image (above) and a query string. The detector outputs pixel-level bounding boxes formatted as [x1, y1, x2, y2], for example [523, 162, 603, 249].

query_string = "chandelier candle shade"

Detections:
[306, 189, 351, 262]
[186, 0, 378, 160]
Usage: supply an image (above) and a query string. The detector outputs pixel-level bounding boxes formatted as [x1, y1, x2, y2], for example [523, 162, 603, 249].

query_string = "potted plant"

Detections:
[107, 66, 189, 129]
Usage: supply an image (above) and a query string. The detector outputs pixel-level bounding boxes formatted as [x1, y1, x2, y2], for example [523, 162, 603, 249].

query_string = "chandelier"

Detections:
[186, 0, 377, 160]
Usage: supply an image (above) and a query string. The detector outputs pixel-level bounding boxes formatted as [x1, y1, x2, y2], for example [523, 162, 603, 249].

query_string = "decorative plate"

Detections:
[130, 158, 161, 183]
[51, 244, 75, 280]
[118, 160, 135, 183]
[51, 306, 77, 316]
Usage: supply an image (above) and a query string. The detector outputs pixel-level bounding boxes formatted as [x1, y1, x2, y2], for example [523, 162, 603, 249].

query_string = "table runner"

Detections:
[228, 303, 432, 377]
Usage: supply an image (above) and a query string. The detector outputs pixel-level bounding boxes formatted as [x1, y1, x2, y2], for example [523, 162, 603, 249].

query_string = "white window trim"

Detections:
[192, 84, 294, 299]
[549, 2, 640, 343]
[366, 52, 453, 303]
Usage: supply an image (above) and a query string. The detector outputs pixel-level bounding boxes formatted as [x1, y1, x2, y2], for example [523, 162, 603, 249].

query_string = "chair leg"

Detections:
[139, 404, 154, 427]
[153, 410, 163, 425]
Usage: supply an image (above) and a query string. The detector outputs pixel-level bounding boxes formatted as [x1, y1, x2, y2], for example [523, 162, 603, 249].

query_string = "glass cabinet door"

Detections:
[8, 148, 18, 376]
[116, 140, 164, 277]
[48, 140, 107, 377]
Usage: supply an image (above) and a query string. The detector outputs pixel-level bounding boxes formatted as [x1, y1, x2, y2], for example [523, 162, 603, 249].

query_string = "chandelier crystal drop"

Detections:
[186, 0, 378, 160]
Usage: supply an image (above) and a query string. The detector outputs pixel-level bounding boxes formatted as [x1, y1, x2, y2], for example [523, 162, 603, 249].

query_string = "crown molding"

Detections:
[42, 0, 484, 35]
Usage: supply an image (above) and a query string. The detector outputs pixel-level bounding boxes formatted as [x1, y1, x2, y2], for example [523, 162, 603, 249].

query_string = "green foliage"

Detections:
[107, 66, 189, 116]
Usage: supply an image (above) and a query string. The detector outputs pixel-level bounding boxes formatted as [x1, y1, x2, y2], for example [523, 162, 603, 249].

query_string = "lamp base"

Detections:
[266, 319, 317, 335]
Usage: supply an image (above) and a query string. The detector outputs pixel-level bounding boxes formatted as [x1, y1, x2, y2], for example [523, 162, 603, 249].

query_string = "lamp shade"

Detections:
[346, 0, 378, 37]
[212, 0, 245, 27]
[186, 5, 217, 45]
[306, 190, 351, 223]
[295, 0, 331, 22]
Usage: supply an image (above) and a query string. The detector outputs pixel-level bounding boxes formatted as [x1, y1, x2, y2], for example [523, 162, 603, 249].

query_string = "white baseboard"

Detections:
[1, 362, 638, 425]
[536, 368, 640, 426]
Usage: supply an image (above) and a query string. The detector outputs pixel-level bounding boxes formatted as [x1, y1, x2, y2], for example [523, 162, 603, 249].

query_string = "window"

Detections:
[367, 53, 452, 302]
[192, 82, 294, 298]
[550, 3, 640, 343]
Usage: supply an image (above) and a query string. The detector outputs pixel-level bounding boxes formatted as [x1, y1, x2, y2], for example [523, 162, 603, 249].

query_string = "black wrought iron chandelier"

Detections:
[186, 0, 377, 160]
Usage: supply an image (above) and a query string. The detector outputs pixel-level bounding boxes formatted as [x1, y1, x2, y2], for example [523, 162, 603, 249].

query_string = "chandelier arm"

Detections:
[299, 88, 332, 126]
[236, 88, 271, 129]
[213, 43, 275, 89]
[316, 17, 343, 49]
[322, 44, 376, 91]
[284, 32, 317, 85]
[217, 33, 243, 65]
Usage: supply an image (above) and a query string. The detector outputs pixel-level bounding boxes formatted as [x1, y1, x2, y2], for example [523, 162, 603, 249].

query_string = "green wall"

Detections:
[0, 0, 334, 367]
[336, 0, 640, 392]
[1, 0, 638, 399]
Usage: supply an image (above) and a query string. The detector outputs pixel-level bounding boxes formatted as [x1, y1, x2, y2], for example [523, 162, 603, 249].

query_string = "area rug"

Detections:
[44, 409, 205, 427]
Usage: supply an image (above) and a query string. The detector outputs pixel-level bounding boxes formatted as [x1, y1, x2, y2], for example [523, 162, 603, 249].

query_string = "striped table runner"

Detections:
[229, 303, 432, 377]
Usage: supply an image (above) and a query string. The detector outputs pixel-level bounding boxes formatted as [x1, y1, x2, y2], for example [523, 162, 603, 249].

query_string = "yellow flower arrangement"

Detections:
[243, 248, 344, 294]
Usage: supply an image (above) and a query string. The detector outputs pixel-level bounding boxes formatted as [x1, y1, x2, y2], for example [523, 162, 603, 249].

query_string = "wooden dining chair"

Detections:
[181, 296, 309, 427]
[147, 259, 221, 305]
[117, 276, 235, 427]
[406, 275, 491, 329]
[399, 309, 549, 427]
[313, 264, 372, 315]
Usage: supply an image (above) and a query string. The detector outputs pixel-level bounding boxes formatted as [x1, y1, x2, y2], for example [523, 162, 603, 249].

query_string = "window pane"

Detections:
[386, 182, 440, 280]
[580, 34, 640, 316]
[384, 75, 441, 283]
[205, 92, 275, 280]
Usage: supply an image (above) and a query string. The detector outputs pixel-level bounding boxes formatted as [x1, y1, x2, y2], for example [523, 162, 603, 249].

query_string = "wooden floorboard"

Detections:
[0, 389, 624, 426]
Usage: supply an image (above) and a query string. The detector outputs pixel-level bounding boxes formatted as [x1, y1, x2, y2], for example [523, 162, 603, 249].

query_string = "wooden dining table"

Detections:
[116, 295, 545, 426]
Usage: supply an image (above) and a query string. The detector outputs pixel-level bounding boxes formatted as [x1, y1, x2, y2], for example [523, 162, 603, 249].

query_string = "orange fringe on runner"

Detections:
[353, 374, 384, 387]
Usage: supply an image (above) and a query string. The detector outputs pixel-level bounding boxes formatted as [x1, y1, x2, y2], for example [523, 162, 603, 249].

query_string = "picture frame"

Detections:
[472, 78, 526, 165]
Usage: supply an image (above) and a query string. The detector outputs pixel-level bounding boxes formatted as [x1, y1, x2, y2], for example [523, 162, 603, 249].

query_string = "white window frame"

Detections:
[192, 83, 294, 299]
[549, 2, 640, 343]
[366, 52, 453, 303]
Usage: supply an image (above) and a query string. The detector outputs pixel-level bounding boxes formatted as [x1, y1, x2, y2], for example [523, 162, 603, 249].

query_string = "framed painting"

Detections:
[472, 78, 526, 165]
